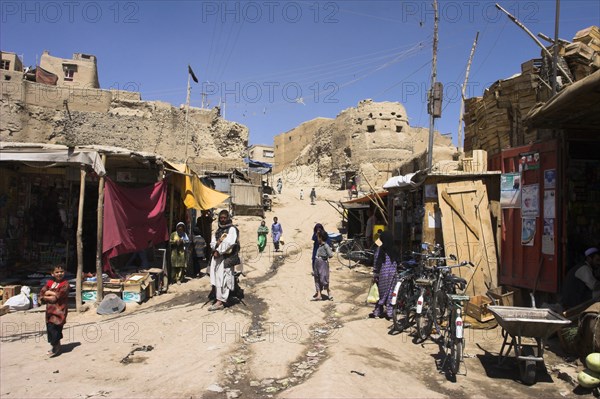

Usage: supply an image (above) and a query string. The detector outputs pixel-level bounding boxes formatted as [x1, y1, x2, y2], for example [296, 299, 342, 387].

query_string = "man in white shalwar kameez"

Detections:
[209, 210, 239, 311]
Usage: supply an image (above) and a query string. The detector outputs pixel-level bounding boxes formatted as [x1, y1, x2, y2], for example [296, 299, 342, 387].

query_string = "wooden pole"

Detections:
[495, 3, 572, 84]
[360, 171, 388, 226]
[458, 31, 479, 155]
[65, 181, 73, 271]
[551, 0, 561, 95]
[184, 72, 191, 160]
[95, 154, 107, 304]
[426, 0, 439, 170]
[167, 179, 175, 283]
[76, 166, 86, 312]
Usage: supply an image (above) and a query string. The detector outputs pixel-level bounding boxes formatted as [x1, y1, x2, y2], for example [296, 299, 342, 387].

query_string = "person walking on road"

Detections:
[271, 216, 283, 252]
[310, 188, 317, 205]
[312, 230, 334, 301]
[257, 220, 269, 253]
[369, 231, 399, 319]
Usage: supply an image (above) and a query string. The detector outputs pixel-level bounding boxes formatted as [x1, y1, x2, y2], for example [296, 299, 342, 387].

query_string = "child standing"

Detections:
[39, 264, 70, 357]
[311, 230, 334, 301]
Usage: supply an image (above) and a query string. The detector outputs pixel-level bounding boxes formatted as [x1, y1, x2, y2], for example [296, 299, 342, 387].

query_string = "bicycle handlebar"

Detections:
[433, 261, 474, 271]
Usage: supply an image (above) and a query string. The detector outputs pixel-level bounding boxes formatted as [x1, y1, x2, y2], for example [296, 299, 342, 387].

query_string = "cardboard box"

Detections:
[82, 290, 97, 302]
[0, 304, 9, 316]
[122, 287, 148, 303]
[1, 285, 22, 304]
[487, 287, 514, 307]
[123, 273, 150, 292]
[82, 281, 97, 290]
[466, 295, 495, 322]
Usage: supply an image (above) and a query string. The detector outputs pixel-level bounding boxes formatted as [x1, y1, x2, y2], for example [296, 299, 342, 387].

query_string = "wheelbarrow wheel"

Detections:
[519, 360, 536, 385]
[519, 346, 537, 385]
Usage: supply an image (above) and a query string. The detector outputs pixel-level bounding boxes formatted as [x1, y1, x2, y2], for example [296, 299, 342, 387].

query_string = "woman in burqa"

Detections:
[369, 230, 399, 319]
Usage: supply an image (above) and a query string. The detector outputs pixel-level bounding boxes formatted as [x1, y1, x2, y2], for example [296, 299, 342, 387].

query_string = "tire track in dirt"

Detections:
[203, 240, 344, 398]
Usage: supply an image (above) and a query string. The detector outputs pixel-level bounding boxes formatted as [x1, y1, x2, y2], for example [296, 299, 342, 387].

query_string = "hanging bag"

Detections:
[366, 283, 380, 304]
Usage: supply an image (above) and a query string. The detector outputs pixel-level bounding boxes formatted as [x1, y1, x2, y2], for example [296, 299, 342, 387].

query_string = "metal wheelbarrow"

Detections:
[487, 306, 571, 385]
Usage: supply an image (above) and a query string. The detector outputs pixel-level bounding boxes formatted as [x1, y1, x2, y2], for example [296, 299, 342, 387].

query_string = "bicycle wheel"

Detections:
[415, 289, 433, 342]
[392, 283, 411, 332]
[433, 290, 448, 331]
[338, 240, 362, 268]
[449, 337, 463, 375]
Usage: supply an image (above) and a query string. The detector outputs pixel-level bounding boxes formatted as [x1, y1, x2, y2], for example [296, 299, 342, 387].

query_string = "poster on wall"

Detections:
[521, 184, 540, 217]
[522, 218, 536, 246]
[544, 169, 556, 189]
[519, 151, 540, 172]
[500, 173, 521, 208]
[424, 184, 438, 199]
[542, 218, 555, 255]
[544, 190, 556, 218]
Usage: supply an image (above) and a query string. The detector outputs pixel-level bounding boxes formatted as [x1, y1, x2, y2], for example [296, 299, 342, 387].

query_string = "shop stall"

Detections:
[383, 170, 501, 296]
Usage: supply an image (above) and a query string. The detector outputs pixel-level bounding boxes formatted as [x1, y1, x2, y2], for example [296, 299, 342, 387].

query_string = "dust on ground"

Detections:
[0, 167, 580, 398]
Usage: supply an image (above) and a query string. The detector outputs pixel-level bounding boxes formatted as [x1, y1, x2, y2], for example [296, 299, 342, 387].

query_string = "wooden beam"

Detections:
[440, 190, 480, 240]
[76, 166, 86, 312]
[95, 154, 107, 304]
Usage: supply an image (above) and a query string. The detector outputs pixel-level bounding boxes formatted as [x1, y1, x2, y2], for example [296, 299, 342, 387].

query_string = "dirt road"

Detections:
[0, 173, 578, 398]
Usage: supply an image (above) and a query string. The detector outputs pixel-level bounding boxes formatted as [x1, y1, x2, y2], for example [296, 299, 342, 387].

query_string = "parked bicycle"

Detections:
[414, 253, 473, 343]
[390, 258, 422, 332]
[441, 288, 470, 376]
[337, 234, 375, 268]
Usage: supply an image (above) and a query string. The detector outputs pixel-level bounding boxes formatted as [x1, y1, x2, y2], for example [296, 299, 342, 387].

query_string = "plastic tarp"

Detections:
[171, 163, 230, 210]
[0, 142, 106, 176]
[243, 158, 272, 175]
[382, 170, 427, 189]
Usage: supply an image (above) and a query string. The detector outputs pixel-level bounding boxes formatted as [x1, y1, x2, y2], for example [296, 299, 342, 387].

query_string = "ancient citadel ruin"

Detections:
[0, 51, 248, 169]
[274, 99, 456, 188]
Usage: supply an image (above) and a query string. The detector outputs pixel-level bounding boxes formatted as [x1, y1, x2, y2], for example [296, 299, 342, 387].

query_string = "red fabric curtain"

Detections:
[102, 178, 168, 272]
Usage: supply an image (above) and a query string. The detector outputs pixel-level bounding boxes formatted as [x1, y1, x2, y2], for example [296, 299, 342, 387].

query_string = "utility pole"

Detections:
[426, 0, 439, 170]
[184, 71, 191, 160]
[551, 0, 561, 95]
[458, 31, 479, 156]
[495, 3, 572, 85]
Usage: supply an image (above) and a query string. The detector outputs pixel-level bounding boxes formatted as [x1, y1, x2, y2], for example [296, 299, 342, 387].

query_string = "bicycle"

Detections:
[390, 259, 421, 332]
[415, 257, 472, 343]
[412, 245, 454, 342]
[337, 234, 375, 268]
[441, 290, 470, 376]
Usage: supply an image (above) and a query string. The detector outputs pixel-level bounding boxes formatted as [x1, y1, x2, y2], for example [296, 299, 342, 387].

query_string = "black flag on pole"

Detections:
[188, 65, 198, 83]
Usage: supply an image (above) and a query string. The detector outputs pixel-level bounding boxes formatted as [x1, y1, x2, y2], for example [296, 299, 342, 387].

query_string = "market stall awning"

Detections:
[525, 69, 600, 130]
[383, 170, 427, 190]
[342, 191, 388, 205]
[169, 162, 230, 210]
[0, 142, 106, 176]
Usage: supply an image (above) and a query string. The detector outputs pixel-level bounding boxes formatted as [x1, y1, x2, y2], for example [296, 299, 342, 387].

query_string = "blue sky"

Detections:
[2, 1, 599, 147]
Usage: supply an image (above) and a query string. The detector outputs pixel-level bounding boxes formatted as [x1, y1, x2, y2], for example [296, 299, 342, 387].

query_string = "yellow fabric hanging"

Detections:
[171, 163, 230, 210]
